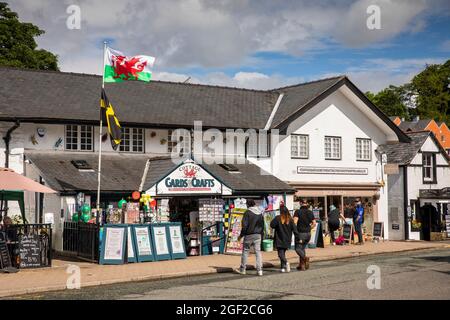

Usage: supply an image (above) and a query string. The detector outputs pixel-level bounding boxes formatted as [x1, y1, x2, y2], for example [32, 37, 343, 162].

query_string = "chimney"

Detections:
[401, 117, 405, 122]
[413, 115, 420, 122]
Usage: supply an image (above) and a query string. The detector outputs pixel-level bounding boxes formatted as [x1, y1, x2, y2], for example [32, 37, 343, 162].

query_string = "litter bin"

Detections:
[262, 239, 273, 252]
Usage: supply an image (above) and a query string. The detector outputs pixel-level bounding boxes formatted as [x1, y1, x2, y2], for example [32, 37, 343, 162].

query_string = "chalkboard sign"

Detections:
[0, 237, 12, 269]
[19, 234, 41, 269]
[373, 222, 384, 238]
[343, 223, 353, 243]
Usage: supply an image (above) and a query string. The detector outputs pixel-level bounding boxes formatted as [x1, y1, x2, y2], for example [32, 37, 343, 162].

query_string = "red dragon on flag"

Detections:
[104, 47, 155, 83]
[110, 54, 148, 80]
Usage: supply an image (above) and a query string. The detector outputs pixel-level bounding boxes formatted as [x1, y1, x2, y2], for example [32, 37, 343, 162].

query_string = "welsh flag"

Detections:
[104, 47, 155, 83]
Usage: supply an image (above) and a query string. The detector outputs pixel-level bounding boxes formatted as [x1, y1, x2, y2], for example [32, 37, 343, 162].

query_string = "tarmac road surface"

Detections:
[6, 248, 450, 300]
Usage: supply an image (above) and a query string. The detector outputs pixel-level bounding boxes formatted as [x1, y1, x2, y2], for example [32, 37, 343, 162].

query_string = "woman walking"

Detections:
[270, 206, 300, 272]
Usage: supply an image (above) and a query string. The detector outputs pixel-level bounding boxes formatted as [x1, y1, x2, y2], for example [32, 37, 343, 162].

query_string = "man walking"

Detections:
[293, 200, 316, 271]
[353, 199, 365, 245]
[235, 199, 264, 276]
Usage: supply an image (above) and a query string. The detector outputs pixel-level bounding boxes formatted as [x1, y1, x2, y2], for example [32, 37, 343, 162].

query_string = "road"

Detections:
[7, 248, 450, 300]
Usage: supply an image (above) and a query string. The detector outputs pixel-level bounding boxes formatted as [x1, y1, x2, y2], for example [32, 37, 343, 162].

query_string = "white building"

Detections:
[380, 131, 450, 240]
[0, 67, 410, 248]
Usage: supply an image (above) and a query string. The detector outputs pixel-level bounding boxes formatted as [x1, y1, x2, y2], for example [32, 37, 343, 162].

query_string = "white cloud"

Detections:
[344, 57, 448, 92]
[7, 0, 446, 71]
[4, 0, 448, 93]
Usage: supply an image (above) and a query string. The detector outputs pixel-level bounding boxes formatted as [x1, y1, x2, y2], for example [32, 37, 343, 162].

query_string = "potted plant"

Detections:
[411, 219, 421, 232]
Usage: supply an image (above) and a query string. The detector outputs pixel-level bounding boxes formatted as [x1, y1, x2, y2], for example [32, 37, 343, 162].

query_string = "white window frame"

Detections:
[422, 153, 434, 182]
[356, 138, 372, 161]
[65, 125, 93, 151]
[324, 136, 341, 160]
[119, 127, 144, 153]
[291, 134, 309, 159]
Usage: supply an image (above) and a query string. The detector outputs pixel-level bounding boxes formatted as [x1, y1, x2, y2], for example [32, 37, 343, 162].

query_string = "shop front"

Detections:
[145, 158, 295, 256]
[292, 182, 382, 243]
[409, 188, 450, 241]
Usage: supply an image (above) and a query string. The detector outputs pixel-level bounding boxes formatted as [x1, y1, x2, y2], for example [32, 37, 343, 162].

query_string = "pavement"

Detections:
[10, 247, 450, 300]
[1, 240, 449, 298]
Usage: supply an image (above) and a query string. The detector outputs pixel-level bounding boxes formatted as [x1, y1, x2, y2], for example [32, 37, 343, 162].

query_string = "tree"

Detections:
[411, 60, 450, 123]
[366, 85, 409, 119]
[0, 2, 58, 70]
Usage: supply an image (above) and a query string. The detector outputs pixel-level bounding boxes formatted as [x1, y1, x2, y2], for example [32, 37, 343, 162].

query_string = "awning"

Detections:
[0, 168, 56, 193]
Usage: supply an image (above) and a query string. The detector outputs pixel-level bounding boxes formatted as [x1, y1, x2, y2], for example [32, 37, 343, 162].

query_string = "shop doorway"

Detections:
[419, 203, 440, 241]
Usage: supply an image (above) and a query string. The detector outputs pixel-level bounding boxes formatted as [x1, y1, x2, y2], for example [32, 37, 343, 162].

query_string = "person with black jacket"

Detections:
[270, 206, 300, 273]
[293, 200, 316, 271]
[235, 199, 264, 276]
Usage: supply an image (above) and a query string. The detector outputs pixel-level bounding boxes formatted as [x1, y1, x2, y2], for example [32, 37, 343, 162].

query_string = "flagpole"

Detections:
[96, 41, 107, 222]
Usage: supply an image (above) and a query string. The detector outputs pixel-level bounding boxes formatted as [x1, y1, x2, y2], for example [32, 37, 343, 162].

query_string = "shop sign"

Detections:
[297, 166, 368, 175]
[384, 164, 399, 175]
[157, 163, 224, 195]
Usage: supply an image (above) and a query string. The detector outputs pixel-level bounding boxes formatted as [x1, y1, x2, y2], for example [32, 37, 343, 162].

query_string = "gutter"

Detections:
[2, 120, 20, 168]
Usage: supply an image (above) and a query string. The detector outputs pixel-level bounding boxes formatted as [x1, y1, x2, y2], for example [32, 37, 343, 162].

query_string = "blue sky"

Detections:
[7, 0, 450, 92]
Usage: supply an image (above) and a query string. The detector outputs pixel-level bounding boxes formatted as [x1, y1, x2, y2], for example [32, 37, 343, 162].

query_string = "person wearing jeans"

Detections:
[293, 200, 316, 271]
[353, 199, 365, 245]
[235, 199, 264, 276]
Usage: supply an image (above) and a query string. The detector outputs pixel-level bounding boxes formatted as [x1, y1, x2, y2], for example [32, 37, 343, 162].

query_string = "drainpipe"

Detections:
[403, 165, 410, 240]
[3, 120, 20, 168]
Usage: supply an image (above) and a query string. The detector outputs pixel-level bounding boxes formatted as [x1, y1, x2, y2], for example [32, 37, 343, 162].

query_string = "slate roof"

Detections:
[398, 119, 433, 132]
[0, 67, 350, 130]
[269, 76, 344, 127]
[377, 131, 450, 165]
[25, 152, 294, 194]
[0, 67, 409, 141]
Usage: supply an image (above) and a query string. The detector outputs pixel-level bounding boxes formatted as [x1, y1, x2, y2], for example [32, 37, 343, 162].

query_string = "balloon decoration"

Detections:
[81, 204, 91, 214]
[118, 198, 127, 209]
[72, 212, 79, 222]
[81, 212, 90, 223]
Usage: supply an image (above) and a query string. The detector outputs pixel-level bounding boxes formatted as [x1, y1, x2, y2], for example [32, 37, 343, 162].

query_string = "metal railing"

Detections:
[63, 221, 99, 262]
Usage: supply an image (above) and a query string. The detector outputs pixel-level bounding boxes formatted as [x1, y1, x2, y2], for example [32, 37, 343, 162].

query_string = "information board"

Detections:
[224, 209, 246, 255]
[99, 225, 127, 265]
[308, 220, 324, 248]
[127, 226, 137, 263]
[151, 224, 171, 261]
[19, 234, 41, 268]
[373, 222, 384, 238]
[133, 225, 155, 262]
[168, 223, 186, 259]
